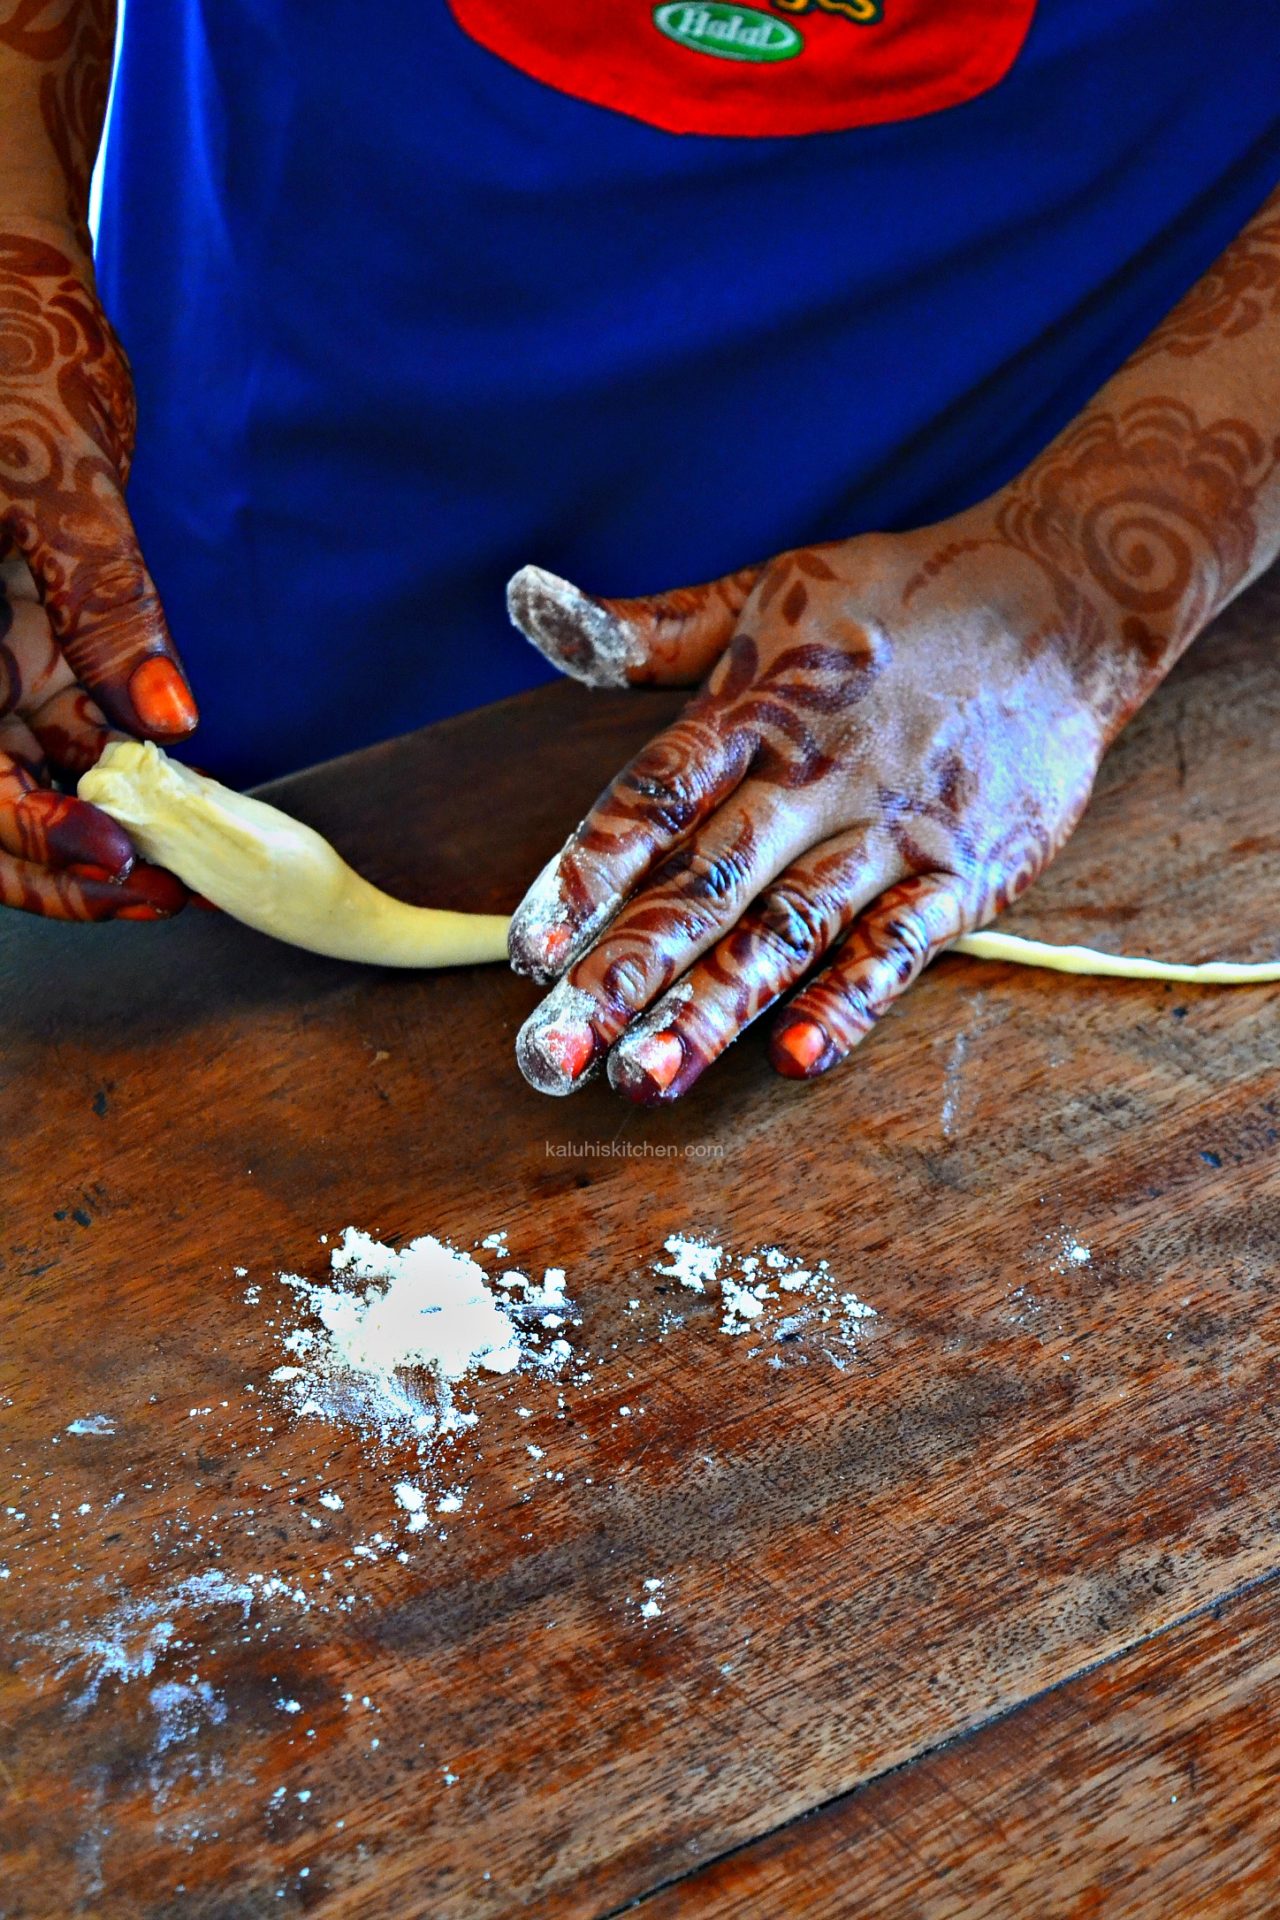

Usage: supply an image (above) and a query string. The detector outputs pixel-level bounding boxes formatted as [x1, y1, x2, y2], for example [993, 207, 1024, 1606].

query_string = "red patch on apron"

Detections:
[446, 0, 1040, 138]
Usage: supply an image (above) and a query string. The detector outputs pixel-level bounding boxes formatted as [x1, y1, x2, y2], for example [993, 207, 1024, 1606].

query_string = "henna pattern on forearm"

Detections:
[906, 396, 1280, 736]
[2, 229, 136, 493]
[994, 397, 1278, 728]
[0, 0, 116, 242]
[1128, 186, 1280, 369]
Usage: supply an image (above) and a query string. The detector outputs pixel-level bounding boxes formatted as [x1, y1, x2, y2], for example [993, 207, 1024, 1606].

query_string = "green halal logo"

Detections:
[653, 3, 805, 61]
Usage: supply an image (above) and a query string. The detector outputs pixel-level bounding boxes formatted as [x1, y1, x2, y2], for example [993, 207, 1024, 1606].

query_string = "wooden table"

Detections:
[2, 567, 1278, 1920]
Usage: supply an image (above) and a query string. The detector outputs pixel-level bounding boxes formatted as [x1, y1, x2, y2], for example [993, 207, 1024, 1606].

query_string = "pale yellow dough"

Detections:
[80, 741, 1277, 985]
[952, 930, 1280, 984]
[79, 741, 510, 967]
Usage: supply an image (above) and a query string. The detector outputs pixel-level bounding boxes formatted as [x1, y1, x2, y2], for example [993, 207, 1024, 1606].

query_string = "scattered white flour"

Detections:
[1049, 1230, 1092, 1272]
[27, 1227, 863, 1714]
[269, 1229, 577, 1450]
[655, 1235, 722, 1294]
[720, 1265, 771, 1332]
[11, 1215, 885, 1832]
[40, 1569, 257, 1707]
[637, 1577, 666, 1622]
[940, 1028, 969, 1139]
[150, 1678, 226, 1754]
[651, 1235, 876, 1352]
[393, 1482, 434, 1533]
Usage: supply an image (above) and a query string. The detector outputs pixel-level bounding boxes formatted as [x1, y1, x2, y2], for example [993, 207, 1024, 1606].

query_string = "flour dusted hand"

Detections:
[504, 186, 1280, 1102]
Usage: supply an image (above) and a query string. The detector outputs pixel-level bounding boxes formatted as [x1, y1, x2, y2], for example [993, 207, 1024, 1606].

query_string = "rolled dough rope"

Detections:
[952, 930, 1280, 984]
[78, 740, 510, 967]
[80, 741, 1277, 986]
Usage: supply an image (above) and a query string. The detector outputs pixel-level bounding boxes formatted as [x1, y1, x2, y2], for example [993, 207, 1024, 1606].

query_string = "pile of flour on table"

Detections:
[270, 1227, 575, 1448]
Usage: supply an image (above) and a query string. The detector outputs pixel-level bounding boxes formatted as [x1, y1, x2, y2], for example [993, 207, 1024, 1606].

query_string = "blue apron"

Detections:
[96, 0, 1280, 787]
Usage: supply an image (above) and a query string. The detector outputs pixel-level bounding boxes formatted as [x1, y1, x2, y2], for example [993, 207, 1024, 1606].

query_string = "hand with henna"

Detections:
[507, 183, 1280, 1102]
[0, 2, 195, 920]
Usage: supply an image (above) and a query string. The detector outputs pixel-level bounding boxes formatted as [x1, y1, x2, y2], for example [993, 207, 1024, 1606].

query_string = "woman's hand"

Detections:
[507, 183, 1280, 1103]
[0, 225, 194, 919]
[505, 506, 1109, 1102]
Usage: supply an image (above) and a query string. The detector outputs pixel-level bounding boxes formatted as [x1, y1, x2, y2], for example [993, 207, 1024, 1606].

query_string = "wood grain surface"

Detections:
[638, 1572, 1280, 1919]
[1, 567, 1278, 1920]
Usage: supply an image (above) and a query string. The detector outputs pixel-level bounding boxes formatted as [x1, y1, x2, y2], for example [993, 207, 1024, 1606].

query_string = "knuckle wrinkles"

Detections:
[679, 840, 754, 907]
[884, 908, 932, 972]
[754, 885, 826, 964]
[625, 764, 698, 831]
[832, 975, 875, 1027]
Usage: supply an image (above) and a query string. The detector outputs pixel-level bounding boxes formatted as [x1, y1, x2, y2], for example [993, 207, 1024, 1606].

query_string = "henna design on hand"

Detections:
[510, 175, 1280, 1103]
[0, 684, 180, 921]
[0, 231, 179, 701]
[0, 525, 188, 922]
[0, 5, 206, 919]
[511, 529, 1106, 1100]
[508, 554, 885, 987]
[0, 211, 199, 920]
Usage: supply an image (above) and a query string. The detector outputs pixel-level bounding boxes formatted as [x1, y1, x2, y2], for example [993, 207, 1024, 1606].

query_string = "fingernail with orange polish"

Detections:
[545, 1022, 594, 1081]
[515, 984, 600, 1095]
[129, 656, 198, 735]
[624, 1029, 684, 1100]
[120, 862, 187, 916]
[509, 890, 581, 983]
[772, 1019, 832, 1078]
[541, 923, 573, 967]
[509, 911, 574, 985]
